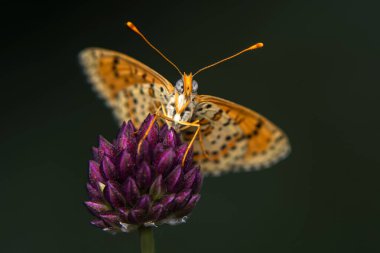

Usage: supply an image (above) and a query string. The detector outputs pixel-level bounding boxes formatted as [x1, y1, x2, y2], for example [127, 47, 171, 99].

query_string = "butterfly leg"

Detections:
[179, 121, 209, 159]
[138, 112, 208, 167]
[156, 115, 209, 162]
[136, 104, 173, 154]
[134, 103, 163, 135]
[172, 120, 203, 167]
[159, 103, 172, 126]
[179, 119, 199, 131]
[137, 114, 158, 154]
[149, 113, 200, 165]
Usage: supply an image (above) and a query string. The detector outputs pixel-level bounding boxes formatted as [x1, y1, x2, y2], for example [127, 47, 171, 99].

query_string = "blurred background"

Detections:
[1, 0, 379, 252]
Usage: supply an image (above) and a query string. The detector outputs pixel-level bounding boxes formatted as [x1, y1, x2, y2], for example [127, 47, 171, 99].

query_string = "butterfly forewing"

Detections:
[80, 48, 173, 125]
[192, 95, 290, 175]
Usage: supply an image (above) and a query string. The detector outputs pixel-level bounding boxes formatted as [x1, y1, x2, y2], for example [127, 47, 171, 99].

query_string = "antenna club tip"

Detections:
[126, 21, 139, 32]
[249, 42, 264, 50]
[257, 42, 264, 48]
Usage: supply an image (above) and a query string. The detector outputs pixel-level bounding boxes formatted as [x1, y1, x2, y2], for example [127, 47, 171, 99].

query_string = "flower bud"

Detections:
[85, 116, 202, 233]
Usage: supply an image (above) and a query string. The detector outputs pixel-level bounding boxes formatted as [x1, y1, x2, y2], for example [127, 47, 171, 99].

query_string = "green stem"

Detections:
[139, 227, 155, 253]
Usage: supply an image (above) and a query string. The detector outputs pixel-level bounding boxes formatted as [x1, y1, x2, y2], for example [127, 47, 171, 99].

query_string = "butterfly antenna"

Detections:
[126, 21, 183, 76]
[193, 43, 264, 77]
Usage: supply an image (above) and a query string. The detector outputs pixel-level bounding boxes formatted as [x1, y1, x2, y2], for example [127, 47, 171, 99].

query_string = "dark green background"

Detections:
[1, 0, 379, 252]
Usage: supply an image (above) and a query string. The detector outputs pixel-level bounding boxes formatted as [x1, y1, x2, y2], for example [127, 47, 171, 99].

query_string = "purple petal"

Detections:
[91, 219, 108, 228]
[117, 121, 136, 141]
[123, 177, 140, 206]
[136, 139, 152, 164]
[137, 114, 154, 140]
[89, 160, 105, 183]
[174, 190, 192, 209]
[159, 194, 176, 211]
[192, 168, 203, 193]
[125, 121, 136, 137]
[154, 149, 175, 174]
[135, 195, 151, 211]
[153, 143, 165, 161]
[115, 122, 128, 149]
[115, 125, 137, 153]
[104, 181, 126, 209]
[99, 212, 120, 225]
[101, 156, 118, 180]
[84, 201, 110, 215]
[163, 128, 177, 148]
[135, 161, 152, 190]
[146, 122, 159, 146]
[175, 144, 187, 162]
[118, 208, 129, 221]
[87, 183, 102, 200]
[149, 175, 164, 200]
[117, 150, 135, 181]
[182, 168, 197, 190]
[126, 137, 137, 154]
[98, 135, 114, 156]
[176, 144, 193, 171]
[180, 194, 201, 215]
[159, 124, 169, 142]
[117, 122, 128, 136]
[149, 204, 163, 221]
[126, 208, 145, 224]
[116, 133, 137, 154]
[92, 147, 102, 162]
[165, 165, 183, 193]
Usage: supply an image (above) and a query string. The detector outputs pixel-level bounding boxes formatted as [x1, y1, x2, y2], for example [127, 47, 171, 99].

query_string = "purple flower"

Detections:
[85, 115, 202, 233]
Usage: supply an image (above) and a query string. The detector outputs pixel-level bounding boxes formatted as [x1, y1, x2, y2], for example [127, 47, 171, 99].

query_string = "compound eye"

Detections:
[192, 80, 198, 93]
[175, 79, 184, 93]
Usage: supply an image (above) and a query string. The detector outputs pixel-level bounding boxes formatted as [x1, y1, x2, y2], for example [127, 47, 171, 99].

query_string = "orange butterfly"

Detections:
[80, 21, 290, 175]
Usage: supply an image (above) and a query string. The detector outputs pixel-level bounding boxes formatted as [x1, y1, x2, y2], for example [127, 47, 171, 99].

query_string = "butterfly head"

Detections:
[170, 72, 197, 117]
[175, 73, 198, 96]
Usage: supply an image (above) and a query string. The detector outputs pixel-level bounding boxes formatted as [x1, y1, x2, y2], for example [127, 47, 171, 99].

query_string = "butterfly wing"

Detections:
[111, 83, 172, 126]
[189, 95, 290, 175]
[79, 48, 290, 174]
[79, 48, 174, 125]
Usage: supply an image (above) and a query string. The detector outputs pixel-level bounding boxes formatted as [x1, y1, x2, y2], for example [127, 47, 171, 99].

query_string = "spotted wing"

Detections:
[79, 48, 173, 125]
[189, 95, 290, 175]
[112, 83, 173, 125]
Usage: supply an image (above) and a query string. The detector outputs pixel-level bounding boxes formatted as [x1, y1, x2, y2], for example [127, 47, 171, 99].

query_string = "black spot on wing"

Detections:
[223, 119, 231, 126]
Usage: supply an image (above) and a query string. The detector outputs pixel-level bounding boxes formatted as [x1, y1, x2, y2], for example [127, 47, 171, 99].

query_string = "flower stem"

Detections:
[139, 227, 155, 253]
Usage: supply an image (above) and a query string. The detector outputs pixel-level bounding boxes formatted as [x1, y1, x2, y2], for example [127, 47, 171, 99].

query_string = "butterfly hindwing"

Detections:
[113, 83, 171, 126]
[192, 95, 290, 175]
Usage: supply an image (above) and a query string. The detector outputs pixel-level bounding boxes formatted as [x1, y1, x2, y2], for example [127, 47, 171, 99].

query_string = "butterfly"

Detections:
[80, 21, 290, 175]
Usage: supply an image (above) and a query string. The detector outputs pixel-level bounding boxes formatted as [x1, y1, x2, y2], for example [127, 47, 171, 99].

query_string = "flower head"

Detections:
[85, 115, 202, 233]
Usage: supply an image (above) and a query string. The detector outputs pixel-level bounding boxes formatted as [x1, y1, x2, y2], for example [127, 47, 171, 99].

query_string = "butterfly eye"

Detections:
[192, 80, 198, 93]
[175, 79, 184, 93]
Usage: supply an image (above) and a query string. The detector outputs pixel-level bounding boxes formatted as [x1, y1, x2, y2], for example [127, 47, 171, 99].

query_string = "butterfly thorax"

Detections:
[165, 92, 196, 128]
